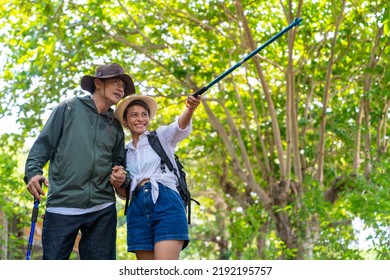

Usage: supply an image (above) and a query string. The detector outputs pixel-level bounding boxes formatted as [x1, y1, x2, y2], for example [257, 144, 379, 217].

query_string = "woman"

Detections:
[111, 94, 201, 260]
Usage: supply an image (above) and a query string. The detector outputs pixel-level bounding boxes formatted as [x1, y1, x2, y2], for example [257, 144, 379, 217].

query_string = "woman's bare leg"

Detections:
[135, 250, 154, 260]
[154, 240, 184, 260]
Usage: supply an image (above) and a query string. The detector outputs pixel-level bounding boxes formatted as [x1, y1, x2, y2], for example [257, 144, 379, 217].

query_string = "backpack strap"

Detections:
[147, 131, 193, 224]
[123, 148, 131, 215]
[147, 131, 174, 172]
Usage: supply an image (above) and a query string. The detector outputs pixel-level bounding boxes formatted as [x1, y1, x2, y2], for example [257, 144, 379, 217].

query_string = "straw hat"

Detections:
[114, 95, 157, 127]
[81, 63, 135, 97]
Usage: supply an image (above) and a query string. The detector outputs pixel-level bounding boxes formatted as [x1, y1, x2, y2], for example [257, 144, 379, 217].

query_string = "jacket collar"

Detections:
[79, 95, 115, 117]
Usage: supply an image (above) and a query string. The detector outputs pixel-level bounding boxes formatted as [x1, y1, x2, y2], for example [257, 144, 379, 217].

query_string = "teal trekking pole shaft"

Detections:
[192, 17, 303, 97]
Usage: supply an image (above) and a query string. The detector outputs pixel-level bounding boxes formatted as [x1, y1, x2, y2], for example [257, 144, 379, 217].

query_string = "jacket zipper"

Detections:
[87, 115, 98, 208]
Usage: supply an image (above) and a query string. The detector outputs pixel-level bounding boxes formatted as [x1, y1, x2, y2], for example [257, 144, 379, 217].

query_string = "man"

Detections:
[24, 63, 133, 260]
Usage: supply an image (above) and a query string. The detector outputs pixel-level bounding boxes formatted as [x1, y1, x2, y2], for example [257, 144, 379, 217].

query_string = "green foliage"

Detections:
[1, 0, 389, 259]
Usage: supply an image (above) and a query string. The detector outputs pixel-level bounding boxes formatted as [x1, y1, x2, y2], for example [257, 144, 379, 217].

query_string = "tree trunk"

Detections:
[317, 0, 346, 184]
[0, 210, 8, 260]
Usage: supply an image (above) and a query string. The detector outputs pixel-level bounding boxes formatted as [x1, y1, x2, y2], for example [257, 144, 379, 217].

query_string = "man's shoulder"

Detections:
[57, 95, 88, 108]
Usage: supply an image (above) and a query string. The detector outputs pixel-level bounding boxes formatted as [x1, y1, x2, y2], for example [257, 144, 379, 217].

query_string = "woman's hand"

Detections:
[178, 95, 201, 129]
[184, 95, 201, 113]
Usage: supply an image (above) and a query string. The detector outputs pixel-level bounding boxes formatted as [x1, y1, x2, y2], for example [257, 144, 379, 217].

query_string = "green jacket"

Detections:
[24, 95, 125, 208]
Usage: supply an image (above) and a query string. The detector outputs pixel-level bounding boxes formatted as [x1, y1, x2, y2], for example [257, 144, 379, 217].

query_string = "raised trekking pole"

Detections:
[25, 178, 44, 260]
[192, 17, 303, 97]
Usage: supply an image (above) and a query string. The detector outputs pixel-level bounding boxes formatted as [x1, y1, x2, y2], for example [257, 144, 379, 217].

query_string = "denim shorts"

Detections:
[126, 182, 189, 252]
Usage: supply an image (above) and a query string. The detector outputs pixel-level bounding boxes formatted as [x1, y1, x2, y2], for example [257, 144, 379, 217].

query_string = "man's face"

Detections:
[102, 78, 126, 105]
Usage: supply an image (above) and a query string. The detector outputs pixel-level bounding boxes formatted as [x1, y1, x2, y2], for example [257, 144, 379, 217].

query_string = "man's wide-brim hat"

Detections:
[81, 63, 135, 97]
[115, 95, 158, 127]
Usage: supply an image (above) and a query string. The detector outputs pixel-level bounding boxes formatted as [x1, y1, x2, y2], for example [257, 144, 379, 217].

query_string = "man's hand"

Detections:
[110, 165, 127, 189]
[27, 175, 47, 201]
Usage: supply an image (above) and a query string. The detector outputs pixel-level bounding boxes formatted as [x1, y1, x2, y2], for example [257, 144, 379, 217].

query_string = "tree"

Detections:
[1, 0, 389, 259]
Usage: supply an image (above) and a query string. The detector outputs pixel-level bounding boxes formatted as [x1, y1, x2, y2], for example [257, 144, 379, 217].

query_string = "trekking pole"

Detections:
[192, 17, 303, 97]
[25, 178, 44, 260]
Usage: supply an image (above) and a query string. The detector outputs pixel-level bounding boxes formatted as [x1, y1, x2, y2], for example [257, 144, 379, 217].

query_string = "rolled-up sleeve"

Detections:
[157, 118, 192, 148]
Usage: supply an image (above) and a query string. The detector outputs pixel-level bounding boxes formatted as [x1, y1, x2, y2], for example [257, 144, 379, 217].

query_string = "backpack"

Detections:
[147, 131, 199, 224]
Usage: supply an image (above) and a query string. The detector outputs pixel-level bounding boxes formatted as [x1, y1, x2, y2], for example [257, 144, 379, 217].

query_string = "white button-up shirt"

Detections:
[125, 119, 191, 203]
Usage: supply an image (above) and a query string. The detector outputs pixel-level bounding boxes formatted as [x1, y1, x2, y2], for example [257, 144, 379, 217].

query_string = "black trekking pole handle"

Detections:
[192, 17, 303, 97]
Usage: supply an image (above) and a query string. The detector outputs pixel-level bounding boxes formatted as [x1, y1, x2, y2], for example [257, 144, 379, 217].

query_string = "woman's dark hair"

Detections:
[123, 100, 150, 120]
